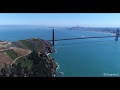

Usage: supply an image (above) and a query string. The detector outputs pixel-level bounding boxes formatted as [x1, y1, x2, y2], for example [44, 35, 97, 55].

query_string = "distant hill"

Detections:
[67, 26, 117, 33]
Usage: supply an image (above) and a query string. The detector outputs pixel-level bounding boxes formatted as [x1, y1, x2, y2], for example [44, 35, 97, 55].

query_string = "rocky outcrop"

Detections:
[46, 56, 58, 77]
[39, 39, 56, 54]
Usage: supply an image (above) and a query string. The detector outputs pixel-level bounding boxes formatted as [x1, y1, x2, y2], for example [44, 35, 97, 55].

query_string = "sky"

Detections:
[0, 13, 120, 27]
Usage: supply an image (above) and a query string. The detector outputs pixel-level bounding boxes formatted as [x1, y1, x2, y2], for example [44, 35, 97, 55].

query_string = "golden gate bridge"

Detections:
[47, 28, 120, 46]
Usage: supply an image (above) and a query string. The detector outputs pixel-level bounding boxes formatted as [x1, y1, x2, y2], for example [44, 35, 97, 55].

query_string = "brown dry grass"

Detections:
[0, 47, 31, 67]
[0, 52, 13, 67]
[13, 47, 31, 57]
[11, 47, 32, 65]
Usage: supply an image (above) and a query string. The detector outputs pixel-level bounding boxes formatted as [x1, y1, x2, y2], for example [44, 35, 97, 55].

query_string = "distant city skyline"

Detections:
[0, 13, 120, 27]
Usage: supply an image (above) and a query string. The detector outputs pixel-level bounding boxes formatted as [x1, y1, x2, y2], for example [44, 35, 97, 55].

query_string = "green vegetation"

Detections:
[20, 40, 42, 51]
[0, 51, 54, 77]
[15, 57, 32, 70]
[11, 38, 55, 54]
[20, 40, 33, 50]
[0, 38, 56, 77]
[6, 50, 18, 60]
[20, 40, 28, 45]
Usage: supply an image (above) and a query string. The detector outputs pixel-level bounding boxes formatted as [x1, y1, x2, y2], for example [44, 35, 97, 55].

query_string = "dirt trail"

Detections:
[10, 49, 32, 65]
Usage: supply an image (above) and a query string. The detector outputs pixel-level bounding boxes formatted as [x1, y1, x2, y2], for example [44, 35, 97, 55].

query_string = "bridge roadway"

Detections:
[47, 35, 117, 41]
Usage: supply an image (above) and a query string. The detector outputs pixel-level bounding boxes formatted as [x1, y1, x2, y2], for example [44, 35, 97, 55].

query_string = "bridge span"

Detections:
[47, 28, 120, 46]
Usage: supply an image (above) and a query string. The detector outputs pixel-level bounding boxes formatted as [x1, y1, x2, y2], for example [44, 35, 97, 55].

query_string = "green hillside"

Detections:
[6, 49, 18, 60]
[11, 38, 54, 53]
[0, 51, 57, 77]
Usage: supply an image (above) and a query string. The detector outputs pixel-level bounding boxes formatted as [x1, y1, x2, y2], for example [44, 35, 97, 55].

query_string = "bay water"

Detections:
[0, 25, 120, 77]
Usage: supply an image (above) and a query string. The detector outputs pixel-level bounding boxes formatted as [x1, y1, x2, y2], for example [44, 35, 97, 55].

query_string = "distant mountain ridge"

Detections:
[66, 26, 118, 33]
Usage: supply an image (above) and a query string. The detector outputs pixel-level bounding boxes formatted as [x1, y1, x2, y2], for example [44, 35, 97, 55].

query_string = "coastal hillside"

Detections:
[0, 38, 57, 77]
[11, 38, 55, 54]
[0, 48, 31, 66]
[67, 26, 117, 33]
[0, 52, 13, 66]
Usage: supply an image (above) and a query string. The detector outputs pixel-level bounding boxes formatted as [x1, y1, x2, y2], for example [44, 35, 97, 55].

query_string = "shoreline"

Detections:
[80, 30, 115, 36]
[68, 29, 116, 36]
[89, 31, 115, 36]
[46, 50, 59, 77]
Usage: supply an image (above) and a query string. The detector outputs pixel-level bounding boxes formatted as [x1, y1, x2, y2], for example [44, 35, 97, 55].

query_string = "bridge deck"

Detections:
[48, 35, 116, 41]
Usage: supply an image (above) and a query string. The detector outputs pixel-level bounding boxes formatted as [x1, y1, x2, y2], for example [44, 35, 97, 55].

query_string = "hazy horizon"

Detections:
[0, 24, 119, 28]
[0, 13, 120, 27]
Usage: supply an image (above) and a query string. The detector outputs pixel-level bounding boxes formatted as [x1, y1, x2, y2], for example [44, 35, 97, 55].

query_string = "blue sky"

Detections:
[0, 13, 120, 27]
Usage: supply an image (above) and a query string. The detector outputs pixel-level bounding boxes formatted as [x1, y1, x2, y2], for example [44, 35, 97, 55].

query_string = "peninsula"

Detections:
[66, 26, 117, 34]
[0, 38, 57, 77]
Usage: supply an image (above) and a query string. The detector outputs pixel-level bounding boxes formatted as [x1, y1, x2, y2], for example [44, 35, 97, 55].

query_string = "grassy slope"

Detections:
[0, 38, 56, 77]
[6, 50, 18, 60]
[13, 39, 43, 52]
[14, 51, 53, 76]
[15, 57, 32, 70]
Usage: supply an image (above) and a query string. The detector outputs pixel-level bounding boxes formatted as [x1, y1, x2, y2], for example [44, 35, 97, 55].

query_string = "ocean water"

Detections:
[0, 25, 120, 77]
